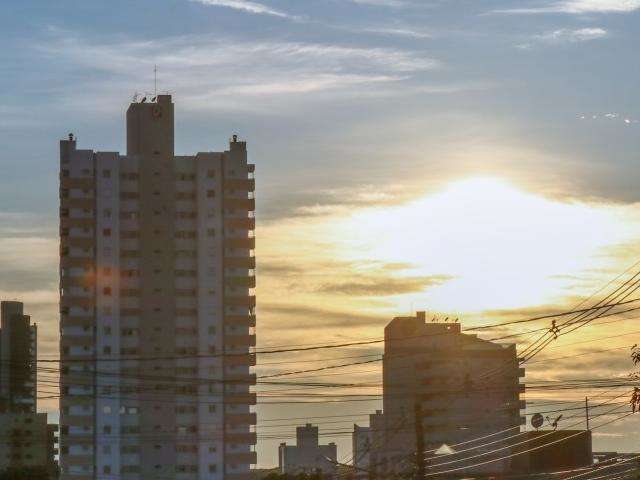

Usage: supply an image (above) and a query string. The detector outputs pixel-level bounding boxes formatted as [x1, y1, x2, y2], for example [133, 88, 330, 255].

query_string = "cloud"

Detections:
[259, 303, 387, 329]
[317, 274, 452, 296]
[495, 0, 640, 14]
[191, 0, 296, 18]
[535, 27, 608, 43]
[36, 31, 438, 113]
[349, 0, 407, 6]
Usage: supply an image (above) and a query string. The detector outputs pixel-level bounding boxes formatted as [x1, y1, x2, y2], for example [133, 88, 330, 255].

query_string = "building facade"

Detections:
[279, 424, 338, 478]
[0, 412, 58, 477]
[352, 410, 384, 478]
[59, 95, 256, 479]
[380, 312, 525, 477]
[0, 301, 37, 413]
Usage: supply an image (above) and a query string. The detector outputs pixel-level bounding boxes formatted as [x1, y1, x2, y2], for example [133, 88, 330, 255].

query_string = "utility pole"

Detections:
[585, 397, 590, 431]
[414, 401, 425, 480]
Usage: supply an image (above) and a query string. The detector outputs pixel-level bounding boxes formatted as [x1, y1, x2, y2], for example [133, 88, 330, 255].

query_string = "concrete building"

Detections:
[379, 312, 525, 477]
[0, 301, 37, 413]
[278, 424, 338, 478]
[352, 410, 384, 478]
[59, 95, 256, 479]
[0, 412, 58, 477]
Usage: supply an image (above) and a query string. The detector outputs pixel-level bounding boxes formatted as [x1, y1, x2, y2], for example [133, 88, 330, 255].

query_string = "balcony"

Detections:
[225, 373, 257, 384]
[225, 452, 257, 464]
[225, 276, 256, 288]
[224, 354, 256, 367]
[68, 237, 94, 248]
[226, 413, 257, 425]
[224, 179, 255, 191]
[60, 178, 94, 189]
[225, 198, 255, 210]
[224, 296, 256, 308]
[224, 393, 257, 405]
[224, 218, 255, 229]
[224, 315, 256, 327]
[224, 432, 257, 444]
[61, 296, 95, 309]
[224, 257, 256, 269]
[225, 237, 256, 249]
[225, 334, 256, 347]
[60, 217, 95, 229]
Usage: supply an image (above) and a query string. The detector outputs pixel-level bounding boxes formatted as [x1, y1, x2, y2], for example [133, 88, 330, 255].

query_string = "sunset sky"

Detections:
[2, 0, 640, 467]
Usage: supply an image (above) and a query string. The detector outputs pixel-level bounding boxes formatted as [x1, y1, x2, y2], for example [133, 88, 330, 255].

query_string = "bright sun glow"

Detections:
[260, 177, 640, 319]
[335, 177, 640, 312]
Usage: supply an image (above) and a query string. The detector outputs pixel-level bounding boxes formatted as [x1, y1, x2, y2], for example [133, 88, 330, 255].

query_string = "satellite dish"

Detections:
[531, 413, 544, 430]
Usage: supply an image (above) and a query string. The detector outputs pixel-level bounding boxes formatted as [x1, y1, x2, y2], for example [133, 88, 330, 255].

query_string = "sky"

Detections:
[2, 0, 640, 468]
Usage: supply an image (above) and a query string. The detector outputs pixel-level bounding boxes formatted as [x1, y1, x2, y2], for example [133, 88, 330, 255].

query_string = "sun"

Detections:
[327, 176, 640, 313]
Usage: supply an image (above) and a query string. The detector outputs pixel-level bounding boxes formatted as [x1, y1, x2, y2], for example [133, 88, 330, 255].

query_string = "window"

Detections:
[207, 228, 216, 237]
[207, 190, 216, 198]
[104, 267, 111, 276]
[103, 228, 111, 237]
[103, 425, 112, 434]
[207, 170, 216, 178]
[103, 287, 112, 295]
[103, 346, 112, 355]
[208, 404, 216, 413]
[103, 406, 112, 414]
[103, 169, 111, 178]
[208, 326, 216, 335]
[209, 465, 217, 473]
[103, 208, 112, 217]
[103, 466, 111, 474]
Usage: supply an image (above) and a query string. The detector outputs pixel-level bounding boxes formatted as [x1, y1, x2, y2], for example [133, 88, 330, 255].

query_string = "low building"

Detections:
[0, 412, 58, 477]
[279, 424, 338, 478]
[511, 430, 592, 473]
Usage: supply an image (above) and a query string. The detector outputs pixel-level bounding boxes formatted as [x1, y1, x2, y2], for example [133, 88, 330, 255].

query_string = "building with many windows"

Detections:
[0, 301, 37, 413]
[59, 95, 256, 479]
[379, 312, 525, 477]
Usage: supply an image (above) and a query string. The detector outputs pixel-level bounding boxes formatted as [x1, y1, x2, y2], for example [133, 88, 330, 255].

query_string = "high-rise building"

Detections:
[0, 301, 58, 478]
[352, 410, 384, 478]
[0, 301, 37, 413]
[379, 312, 525, 477]
[59, 95, 256, 479]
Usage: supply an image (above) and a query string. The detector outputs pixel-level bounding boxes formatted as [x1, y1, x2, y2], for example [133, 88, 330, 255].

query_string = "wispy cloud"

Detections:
[495, 0, 640, 14]
[517, 27, 609, 48]
[191, 0, 296, 18]
[36, 31, 438, 113]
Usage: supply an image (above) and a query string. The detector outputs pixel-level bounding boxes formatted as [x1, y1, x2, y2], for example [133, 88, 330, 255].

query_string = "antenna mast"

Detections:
[154, 64, 158, 97]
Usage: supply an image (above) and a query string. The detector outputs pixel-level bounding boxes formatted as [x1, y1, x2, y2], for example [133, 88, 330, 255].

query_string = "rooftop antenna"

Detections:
[154, 64, 158, 98]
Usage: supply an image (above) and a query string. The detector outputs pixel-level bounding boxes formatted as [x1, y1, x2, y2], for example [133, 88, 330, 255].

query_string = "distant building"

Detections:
[352, 410, 384, 478]
[380, 311, 525, 477]
[0, 412, 58, 477]
[59, 95, 256, 479]
[0, 301, 37, 413]
[511, 430, 592, 473]
[0, 301, 57, 478]
[279, 424, 338, 478]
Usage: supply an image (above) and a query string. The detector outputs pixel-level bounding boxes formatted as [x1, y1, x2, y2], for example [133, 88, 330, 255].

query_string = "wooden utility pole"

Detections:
[415, 402, 425, 480]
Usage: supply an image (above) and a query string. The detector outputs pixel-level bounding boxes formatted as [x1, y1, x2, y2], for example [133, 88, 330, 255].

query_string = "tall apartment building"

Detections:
[0, 301, 58, 477]
[379, 312, 524, 477]
[59, 95, 256, 479]
[0, 301, 37, 413]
